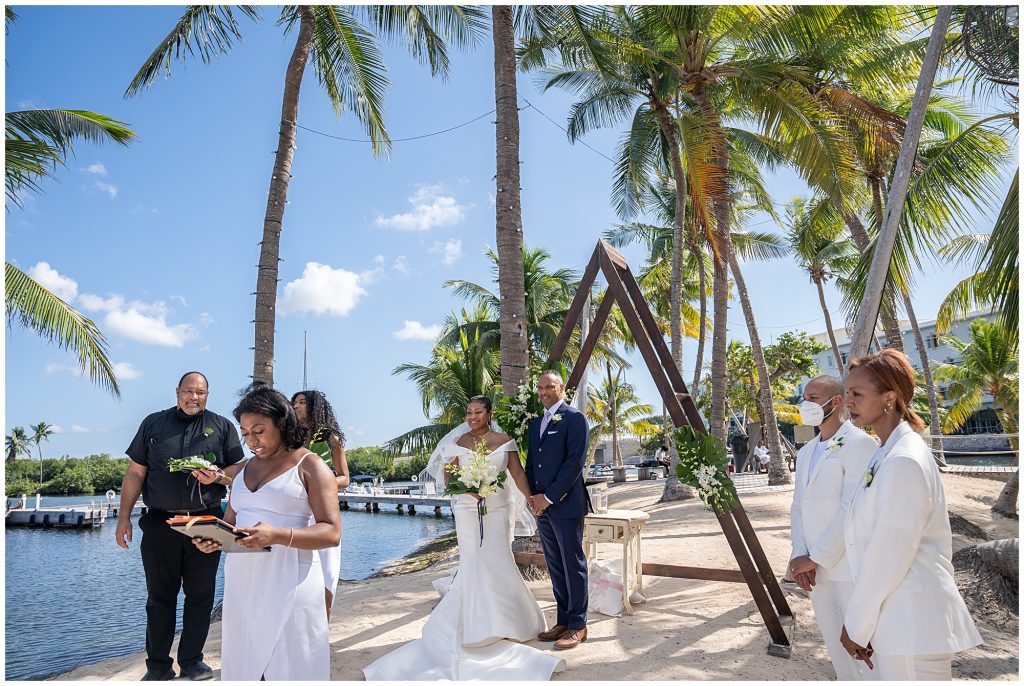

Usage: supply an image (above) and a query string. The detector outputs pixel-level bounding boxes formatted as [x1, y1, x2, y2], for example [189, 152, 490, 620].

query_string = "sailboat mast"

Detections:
[303, 330, 308, 389]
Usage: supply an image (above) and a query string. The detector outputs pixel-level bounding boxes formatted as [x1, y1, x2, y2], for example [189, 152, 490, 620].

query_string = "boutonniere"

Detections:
[864, 464, 876, 488]
[826, 436, 845, 452]
[202, 427, 215, 438]
[551, 413, 563, 423]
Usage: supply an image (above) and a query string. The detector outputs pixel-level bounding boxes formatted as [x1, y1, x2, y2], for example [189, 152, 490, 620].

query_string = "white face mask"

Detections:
[799, 397, 837, 427]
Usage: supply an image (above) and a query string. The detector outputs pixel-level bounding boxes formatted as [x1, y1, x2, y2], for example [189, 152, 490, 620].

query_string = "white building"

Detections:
[797, 310, 1002, 434]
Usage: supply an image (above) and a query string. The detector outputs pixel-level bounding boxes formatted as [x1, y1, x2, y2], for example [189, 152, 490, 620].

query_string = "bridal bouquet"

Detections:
[444, 438, 508, 545]
[169, 452, 219, 505]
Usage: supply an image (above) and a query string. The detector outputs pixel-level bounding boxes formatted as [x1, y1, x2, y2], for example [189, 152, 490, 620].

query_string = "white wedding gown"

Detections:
[363, 440, 566, 681]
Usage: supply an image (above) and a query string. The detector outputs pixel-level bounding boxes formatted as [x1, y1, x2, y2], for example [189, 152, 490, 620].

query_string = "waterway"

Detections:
[4, 494, 453, 680]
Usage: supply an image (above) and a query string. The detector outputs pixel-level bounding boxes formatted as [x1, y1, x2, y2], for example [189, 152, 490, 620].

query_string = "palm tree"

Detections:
[937, 171, 1019, 349]
[5, 11, 133, 398]
[585, 371, 659, 469]
[782, 197, 860, 374]
[545, 7, 861, 488]
[127, 5, 486, 385]
[935, 319, 1019, 517]
[5, 427, 31, 464]
[30, 422, 53, 488]
[441, 246, 583, 364]
[386, 306, 500, 456]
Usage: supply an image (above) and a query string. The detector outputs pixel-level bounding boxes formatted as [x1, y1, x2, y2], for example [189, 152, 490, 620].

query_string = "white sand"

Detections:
[56, 473, 1018, 681]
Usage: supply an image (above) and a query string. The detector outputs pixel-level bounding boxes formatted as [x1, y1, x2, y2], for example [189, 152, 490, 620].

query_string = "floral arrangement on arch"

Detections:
[673, 426, 740, 514]
[493, 363, 575, 455]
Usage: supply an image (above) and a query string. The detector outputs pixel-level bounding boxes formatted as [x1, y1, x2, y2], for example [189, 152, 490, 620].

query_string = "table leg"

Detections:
[622, 539, 633, 615]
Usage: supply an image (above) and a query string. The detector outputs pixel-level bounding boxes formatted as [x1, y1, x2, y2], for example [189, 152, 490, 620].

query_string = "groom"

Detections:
[526, 370, 591, 650]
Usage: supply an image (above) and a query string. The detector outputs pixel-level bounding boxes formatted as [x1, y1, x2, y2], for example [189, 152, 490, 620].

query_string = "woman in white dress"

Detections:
[192, 385, 340, 680]
[363, 396, 565, 681]
[292, 389, 350, 619]
[835, 350, 981, 679]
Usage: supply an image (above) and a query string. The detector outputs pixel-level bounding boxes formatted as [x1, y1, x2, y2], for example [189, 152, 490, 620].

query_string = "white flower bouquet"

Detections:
[673, 426, 740, 514]
[444, 438, 509, 545]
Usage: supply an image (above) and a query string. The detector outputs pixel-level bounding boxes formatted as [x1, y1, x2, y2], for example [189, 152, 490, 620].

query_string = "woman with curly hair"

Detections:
[292, 390, 349, 619]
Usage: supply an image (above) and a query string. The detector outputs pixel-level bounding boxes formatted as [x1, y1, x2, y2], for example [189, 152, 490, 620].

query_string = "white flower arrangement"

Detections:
[550, 413, 563, 423]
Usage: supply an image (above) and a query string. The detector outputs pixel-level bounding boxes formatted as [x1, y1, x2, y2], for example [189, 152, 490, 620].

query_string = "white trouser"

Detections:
[810, 576, 876, 680]
[871, 653, 953, 680]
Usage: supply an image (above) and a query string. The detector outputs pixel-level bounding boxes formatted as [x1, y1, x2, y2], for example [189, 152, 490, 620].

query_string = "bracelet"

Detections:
[286, 528, 294, 547]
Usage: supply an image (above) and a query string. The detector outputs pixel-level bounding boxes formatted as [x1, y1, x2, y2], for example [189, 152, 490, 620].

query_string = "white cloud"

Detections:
[170, 295, 188, 306]
[199, 345, 212, 353]
[85, 162, 108, 176]
[28, 262, 78, 301]
[394, 320, 443, 341]
[457, 176, 471, 185]
[79, 294, 197, 347]
[199, 312, 215, 327]
[393, 256, 411, 275]
[70, 424, 90, 433]
[46, 360, 139, 380]
[430, 239, 462, 266]
[347, 426, 366, 437]
[50, 425, 65, 434]
[279, 262, 367, 317]
[94, 180, 118, 199]
[374, 183, 467, 231]
[112, 362, 141, 380]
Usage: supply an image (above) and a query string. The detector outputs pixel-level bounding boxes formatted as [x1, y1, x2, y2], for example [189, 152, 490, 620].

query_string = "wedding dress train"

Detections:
[363, 440, 565, 680]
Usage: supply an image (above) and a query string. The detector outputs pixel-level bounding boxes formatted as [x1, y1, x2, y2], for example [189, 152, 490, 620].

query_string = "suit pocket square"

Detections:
[546, 430, 560, 435]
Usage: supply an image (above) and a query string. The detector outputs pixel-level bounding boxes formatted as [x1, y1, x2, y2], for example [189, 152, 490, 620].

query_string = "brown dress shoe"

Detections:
[554, 627, 587, 650]
[538, 624, 569, 642]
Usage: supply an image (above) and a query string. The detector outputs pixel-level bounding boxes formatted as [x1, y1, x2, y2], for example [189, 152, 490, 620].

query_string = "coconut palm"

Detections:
[127, 5, 487, 385]
[544, 6, 863, 488]
[936, 170, 1018, 349]
[441, 246, 590, 371]
[5, 427, 31, 464]
[386, 306, 500, 457]
[935, 319, 1019, 517]
[30, 422, 53, 488]
[585, 370, 659, 469]
[782, 197, 860, 374]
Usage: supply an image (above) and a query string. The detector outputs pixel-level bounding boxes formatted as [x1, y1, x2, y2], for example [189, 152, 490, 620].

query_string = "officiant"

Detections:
[114, 371, 245, 681]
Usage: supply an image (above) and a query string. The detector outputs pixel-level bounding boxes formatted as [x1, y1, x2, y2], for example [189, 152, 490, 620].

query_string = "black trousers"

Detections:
[139, 506, 222, 670]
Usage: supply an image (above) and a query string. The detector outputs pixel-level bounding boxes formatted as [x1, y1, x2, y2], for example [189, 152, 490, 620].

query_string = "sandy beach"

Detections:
[57, 473, 1018, 681]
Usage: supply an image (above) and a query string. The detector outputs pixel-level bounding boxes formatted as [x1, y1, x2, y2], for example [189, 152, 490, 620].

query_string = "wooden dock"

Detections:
[340, 492, 452, 516]
[6, 505, 107, 529]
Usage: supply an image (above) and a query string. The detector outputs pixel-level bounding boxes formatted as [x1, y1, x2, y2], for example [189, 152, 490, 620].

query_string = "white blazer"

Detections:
[826, 422, 982, 655]
[790, 420, 876, 580]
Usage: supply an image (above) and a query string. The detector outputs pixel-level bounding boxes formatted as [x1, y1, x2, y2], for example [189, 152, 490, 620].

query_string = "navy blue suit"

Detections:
[525, 401, 591, 629]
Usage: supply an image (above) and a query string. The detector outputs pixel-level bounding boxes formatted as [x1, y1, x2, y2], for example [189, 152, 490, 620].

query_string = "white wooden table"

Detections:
[584, 508, 649, 614]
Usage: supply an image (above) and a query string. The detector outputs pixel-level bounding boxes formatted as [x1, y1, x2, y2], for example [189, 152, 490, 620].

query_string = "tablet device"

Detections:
[167, 515, 271, 553]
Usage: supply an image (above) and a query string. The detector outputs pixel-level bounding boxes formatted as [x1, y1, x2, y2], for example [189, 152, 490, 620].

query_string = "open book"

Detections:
[166, 515, 271, 553]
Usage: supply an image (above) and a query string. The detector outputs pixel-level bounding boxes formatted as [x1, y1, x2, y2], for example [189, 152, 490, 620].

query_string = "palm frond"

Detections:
[125, 5, 260, 97]
[5, 262, 120, 397]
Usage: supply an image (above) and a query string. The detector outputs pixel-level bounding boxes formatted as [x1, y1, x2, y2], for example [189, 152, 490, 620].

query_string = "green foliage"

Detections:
[346, 446, 396, 479]
[392, 453, 431, 481]
[673, 426, 739, 514]
[3, 454, 129, 496]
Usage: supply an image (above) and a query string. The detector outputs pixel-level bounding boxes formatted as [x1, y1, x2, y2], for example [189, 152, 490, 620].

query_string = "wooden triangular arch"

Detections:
[550, 240, 794, 655]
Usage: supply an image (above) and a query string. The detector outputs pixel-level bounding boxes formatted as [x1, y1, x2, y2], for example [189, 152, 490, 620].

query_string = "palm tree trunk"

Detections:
[252, 6, 314, 386]
[492, 5, 528, 394]
[902, 294, 946, 466]
[868, 177, 905, 351]
[839, 207, 905, 348]
[848, 5, 951, 362]
[608, 362, 621, 468]
[653, 103, 687, 378]
[728, 252, 791, 485]
[993, 470, 1019, 518]
[692, 242, 708, 395]
[37, 444, 43, 488]
[815, 277, 845, 374]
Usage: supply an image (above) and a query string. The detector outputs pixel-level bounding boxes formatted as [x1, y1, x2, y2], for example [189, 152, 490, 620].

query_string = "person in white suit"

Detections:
[788, 375, 878, 680]
[809, 350, 982, 680]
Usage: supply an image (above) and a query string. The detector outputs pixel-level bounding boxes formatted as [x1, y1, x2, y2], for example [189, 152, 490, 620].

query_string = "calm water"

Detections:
[5, 495, 453, 680]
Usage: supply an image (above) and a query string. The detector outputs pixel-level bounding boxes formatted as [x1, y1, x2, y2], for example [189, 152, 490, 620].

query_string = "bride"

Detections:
[362, 395, 566, 680]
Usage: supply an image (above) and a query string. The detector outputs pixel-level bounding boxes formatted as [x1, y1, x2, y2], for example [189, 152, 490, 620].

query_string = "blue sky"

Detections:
[4, 5, 1014, 459]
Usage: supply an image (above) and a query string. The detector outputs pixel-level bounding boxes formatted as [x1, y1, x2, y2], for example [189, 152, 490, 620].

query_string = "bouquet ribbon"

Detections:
[477, 499, 486, 547]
